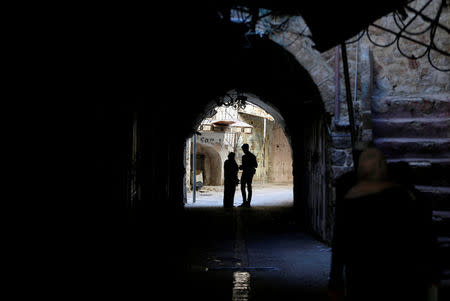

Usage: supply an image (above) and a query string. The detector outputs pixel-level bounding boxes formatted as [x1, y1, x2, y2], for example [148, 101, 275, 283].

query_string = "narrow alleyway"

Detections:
[180, 204, 331, 301]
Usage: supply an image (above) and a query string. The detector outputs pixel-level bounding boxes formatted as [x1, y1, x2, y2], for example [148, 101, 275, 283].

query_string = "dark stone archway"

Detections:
[178, 36, 331, 236]
[93, 13, 332, 238]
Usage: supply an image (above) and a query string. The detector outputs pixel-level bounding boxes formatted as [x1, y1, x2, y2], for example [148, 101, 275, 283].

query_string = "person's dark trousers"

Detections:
[241, 173, 254, 206]
[223, 181, 236, 208]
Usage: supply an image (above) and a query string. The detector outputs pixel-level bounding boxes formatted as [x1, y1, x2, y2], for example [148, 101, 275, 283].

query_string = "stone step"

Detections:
[374, 138, 450, 159]
[434, 217, 450, 238]
[434, 212, 450, 223]
[416, 186, 450, 210]
[371, 95, 450, 119]
[387, 158, 450, 164]
[373, 117, 450, 138]
[387, 159, 450, 186]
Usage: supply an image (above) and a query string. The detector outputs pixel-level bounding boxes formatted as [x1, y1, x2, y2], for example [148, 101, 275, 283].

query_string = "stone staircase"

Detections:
[371, 95, 450, 283]
[372, 95, 449, 210]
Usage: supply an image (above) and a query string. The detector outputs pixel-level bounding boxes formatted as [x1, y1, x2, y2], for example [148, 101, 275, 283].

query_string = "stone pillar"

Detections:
[359, 45, 374, 143]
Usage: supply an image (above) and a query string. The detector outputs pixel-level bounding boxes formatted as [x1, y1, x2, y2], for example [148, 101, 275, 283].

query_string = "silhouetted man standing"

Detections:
[223, 152, 239, 208]
[239, 143, 257, 208]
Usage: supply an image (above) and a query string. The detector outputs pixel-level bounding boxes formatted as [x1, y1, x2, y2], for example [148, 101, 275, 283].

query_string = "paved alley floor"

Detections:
[123, 196, 447, 300]
[180, 204, 331, 301]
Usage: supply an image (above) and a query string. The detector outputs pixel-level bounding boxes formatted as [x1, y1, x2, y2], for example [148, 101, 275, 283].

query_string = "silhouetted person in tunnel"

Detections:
[223, 152, 239, 208]
[328, 147, 433, 301]
[238, 143, 257, 208]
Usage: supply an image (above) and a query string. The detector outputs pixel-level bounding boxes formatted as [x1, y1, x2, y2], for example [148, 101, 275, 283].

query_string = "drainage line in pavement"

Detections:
[233, 209, 249, 267]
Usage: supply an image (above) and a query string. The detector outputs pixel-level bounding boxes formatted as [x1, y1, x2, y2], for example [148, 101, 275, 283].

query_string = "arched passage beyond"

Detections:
[195, 143, 222, 186]
[99, 26, 334, 240]
[181, 36, 332, 239]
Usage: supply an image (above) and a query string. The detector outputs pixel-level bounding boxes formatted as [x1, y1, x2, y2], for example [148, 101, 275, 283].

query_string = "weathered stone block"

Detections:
[345, 151, 355, 167]
[332, 134, 352, 148]
[361, 112, 373, 129]
[332, 150, 346, 165]
[361, 129, 373, 142]
[332, 166, 352, 179]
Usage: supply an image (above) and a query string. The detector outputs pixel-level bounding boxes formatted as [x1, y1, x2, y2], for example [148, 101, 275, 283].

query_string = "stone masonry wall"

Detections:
[264, 1, 449, 181]
[255, 0, 449, 242]
[238, 112, 293, 183]
[270, 122, 294, 183]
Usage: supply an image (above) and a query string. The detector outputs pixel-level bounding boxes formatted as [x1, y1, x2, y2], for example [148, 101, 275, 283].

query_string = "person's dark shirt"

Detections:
[224, 159, 238, 183]
[329, 185, 432, 300]
[241, 152, 257, 175]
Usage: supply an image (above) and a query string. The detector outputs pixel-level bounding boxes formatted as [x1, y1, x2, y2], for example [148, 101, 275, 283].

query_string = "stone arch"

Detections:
[182, 37, 333, 239]
[193, 94, 295, 186]
[278, 33, 336, 116]
[195, 143, 222, 186]
[188, 35, 329, 137]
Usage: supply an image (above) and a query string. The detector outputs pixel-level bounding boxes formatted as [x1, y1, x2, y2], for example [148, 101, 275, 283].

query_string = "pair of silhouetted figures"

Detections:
[329, 147, 439, 301]
[223, 143, 257, 208]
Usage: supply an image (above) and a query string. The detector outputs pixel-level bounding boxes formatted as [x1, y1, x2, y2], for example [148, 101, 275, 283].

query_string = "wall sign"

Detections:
[197, 131, 224, 146]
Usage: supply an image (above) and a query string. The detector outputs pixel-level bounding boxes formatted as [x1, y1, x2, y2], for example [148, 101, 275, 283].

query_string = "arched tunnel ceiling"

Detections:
[156, 0, 412, 128]
[187, 34, 326, 139]
[231, 36, 323, 102]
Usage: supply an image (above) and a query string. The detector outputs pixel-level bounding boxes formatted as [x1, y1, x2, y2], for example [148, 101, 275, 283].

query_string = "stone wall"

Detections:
[360, 1, 450, 209]
[366, 1, 449, 96]
[238, 112, 293, 183]
[263, 1, 449, 182]
[266, 18, 363, 180]
[258, 3, 449, 241]
[237, 113, 266, 181]
[270, 122, 294, 183]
